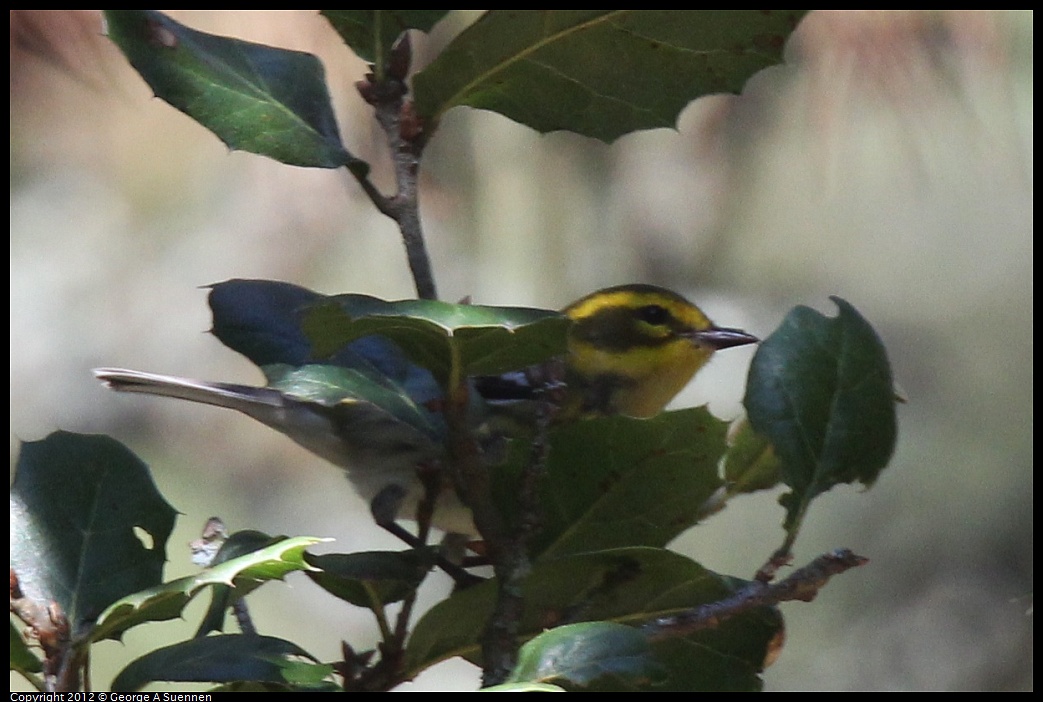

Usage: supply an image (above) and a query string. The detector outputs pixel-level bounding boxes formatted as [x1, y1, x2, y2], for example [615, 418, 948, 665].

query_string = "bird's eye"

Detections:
[636, 304, 670, 325]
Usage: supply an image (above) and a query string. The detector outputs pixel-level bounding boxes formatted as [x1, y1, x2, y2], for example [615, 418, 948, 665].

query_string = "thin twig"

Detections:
[641, 549, 869, 642]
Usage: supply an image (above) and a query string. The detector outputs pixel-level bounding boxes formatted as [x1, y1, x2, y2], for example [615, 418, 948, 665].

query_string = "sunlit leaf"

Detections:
[303, 295, 568, 384]
[265, 363, 447, 441]
[195, 530, 287, 637]
[92, 536, 326, 642]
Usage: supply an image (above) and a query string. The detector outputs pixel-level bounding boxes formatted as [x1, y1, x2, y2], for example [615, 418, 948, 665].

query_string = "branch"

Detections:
[10, 568, 79, 692]
[353, 34, 438, 300]
[641, 549, 869, 642]
[479, 396, 559, 687]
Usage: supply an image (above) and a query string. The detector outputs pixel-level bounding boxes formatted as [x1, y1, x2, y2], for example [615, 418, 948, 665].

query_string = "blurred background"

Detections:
[10, 10, 1032, 692]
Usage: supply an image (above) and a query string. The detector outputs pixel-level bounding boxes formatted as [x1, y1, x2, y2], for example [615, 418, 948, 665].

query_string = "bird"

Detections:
[94, 280, 757, 536]
[558, 283, 759, 419]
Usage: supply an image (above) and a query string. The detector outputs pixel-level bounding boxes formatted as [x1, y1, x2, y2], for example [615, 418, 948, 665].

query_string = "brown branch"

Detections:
[352, 33, 438, 301]
[10, 568, 79, 692]
[641, 549, 869, 642]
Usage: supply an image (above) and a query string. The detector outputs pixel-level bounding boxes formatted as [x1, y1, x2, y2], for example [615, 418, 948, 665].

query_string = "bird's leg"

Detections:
[369, 484, 417, 545]
[527, 356, 569, 404]
[413, 460, 444, 545]
[369, 483, 482, 589]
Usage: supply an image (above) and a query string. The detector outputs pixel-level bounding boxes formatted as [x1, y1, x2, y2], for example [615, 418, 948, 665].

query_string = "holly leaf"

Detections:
[111, 634, 322, 692]
[10, 620, 44, 688]
[406, 547, 781, 691]
[303, 295, 568, 385]
[414, 10, 807, 142]
[722, 419, 782, 497]
[506, 622, 663, 690]
[264, 363, 448, 442]
[743, 297, 898, 533]
[10, 432, 177, 640]
[104, 10, 352, 168]
[91, 535, 326, 642]
[495, 408, 727, 559]
[195, 530, 291, 637]
[304, 549, 433, 609]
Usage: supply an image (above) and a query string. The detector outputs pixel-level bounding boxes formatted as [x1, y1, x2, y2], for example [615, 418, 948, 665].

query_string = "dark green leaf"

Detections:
[304, 550, 433, 608]
[406, 547, 781, 690]
[321, 10, 449, 64]
[104, 10, 351, 168]
[210, 530, 281, 565]
[635, 623, 776, 692]
[508, 622, 663, 689]
[500, 408, 727, 559]
[265, 363, 447, 441]
[303, 295, 568, 385]
[210, 681, 293, 692]
[743, 298, 898, 531]
[110, 633, 319, 692]
[480, 682, 566, 692]
[91, 535, 326, 642]
[413, 10, 808, 142]
[9, 432, 177, 639]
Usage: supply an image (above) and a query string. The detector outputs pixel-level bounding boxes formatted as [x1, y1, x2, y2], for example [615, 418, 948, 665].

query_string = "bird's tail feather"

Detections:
[92, 368, 285, 414]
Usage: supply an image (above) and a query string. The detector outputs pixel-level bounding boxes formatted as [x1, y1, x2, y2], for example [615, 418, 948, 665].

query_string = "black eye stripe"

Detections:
[636, 304, 670, 325]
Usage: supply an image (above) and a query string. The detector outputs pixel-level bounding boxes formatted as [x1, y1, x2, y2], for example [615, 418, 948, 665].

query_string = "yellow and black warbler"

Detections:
[559, 284, 757, 419]
[94, 281, 756, 534]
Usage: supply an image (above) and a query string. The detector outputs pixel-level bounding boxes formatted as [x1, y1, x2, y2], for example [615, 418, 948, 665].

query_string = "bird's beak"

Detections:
[690, 326, 759, 350]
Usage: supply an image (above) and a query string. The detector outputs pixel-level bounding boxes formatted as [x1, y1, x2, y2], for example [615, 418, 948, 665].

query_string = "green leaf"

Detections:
[507, 622, 663, 690]
[303, 295, 568, 385]
[321, 10, 449, 64]
[265, 363, 447, 441]
[10, 620, 44, 688]
[275, 658, 339, 689]
[195, 530, 289, 637]
[9, 432, 177, 639]
[480, 682, 566, 692]
[413, 10, 808, 142]
[634, 624, 776, 692]
[722, 419, 782, 497]
[406, 547, 781, 690]
[91, 535, 327, 642]
[304, 549, 433, 608]
[481, 680, 567, 688]
[104, 10, 351, 168]
[110, 633, 319, 692]
[500, 408, 727, 559]
[743, 297, 898, 532]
